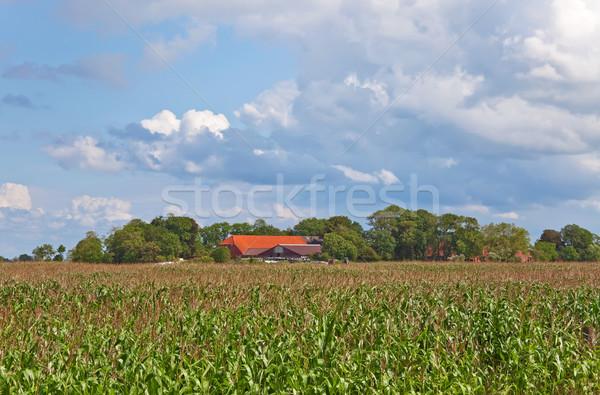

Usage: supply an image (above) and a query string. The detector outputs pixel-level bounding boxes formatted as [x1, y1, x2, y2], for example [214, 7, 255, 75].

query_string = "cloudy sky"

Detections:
[2, 0, 600, 257]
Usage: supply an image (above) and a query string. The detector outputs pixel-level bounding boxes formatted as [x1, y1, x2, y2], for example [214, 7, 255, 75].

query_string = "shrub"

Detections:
[210, 247, 231, 263]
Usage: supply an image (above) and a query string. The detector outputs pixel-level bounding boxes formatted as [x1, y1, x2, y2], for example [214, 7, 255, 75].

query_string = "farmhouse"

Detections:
[219, 235, 322, 259]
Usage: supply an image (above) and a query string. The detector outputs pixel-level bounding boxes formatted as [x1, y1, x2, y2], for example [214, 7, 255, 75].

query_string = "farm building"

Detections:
[218, 235, 322, 259]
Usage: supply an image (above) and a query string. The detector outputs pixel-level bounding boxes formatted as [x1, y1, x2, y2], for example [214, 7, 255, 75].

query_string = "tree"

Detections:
[365, 229, 396, 260]
[32, 244, 56, 261]
[0, 256, 4, 262]
[53, 245, 66, 261]
[210, 246, 231, 263]
[18, 254, 33, 261]
[293, 218, 327, 237]
[481, 223, 531, 262]
[71, 232, 105, 263]
[250, 219, 283, 235]
[230, 222, 253, 236]
[322, 233, 358, 261]
[198, 222, 232, 249]
[324, 216, 364, 236]
[454, 217, 484, 260]
[583, 244, 600, 262]
[561, 224, 595, 258]
[559, 245, 580, 262]
[151, 215, 199, 258]
[532, 241, 558, 262]
[540, 229, 563, 249]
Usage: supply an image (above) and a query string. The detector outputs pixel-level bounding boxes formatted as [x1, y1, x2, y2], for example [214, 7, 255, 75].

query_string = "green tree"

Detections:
[71, 232, 105, 263]
[250, 219, 283, 235]
[561, 224, 595, 258]
[18, 254, 33, 261]
[322, 233, 358, 261]
[582, 244, 600, 262]
[0, 256, 4, 262]
[454, 217, 484, 260]
[365, 229, 396, 261]
[105, 220, 148, 263]
[559, 245, 580, 262]
[145, 225, 182, 261]
[198, 222, 232, 249]
[230, 222, 253, 236]
[53, 245, 66, 261]
[151, 215, 199, 258]
[481, 223, 531, 262]
[32, 244, 56, 261]
[532, 241, 558, 262]
[293, 217, 327, 237]
[540, 229, 563, 249]
[210, 246, 231, 263]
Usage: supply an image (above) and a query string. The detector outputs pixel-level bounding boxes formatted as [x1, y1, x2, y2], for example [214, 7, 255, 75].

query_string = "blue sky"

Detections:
[2, 0, 600, 257]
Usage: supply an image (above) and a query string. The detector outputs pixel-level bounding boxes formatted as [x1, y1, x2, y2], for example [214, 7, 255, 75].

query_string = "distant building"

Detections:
[218, 235, 322, 259]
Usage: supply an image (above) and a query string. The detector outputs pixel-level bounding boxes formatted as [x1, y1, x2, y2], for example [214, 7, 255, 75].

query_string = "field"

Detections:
[1, 261, 600, 393]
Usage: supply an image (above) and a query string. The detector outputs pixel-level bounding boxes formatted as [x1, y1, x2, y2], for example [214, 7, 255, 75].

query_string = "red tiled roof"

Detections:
[219, 235, 307, 254]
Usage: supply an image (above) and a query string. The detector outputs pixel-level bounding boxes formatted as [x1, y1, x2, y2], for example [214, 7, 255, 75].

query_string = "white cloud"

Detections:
[344, 73, 389, 106]
[141, 109, 181, 136]
[44, 136, 126, 172]
[141, 109, 230, 140]
[70, 195, 132, 226]
[374, 169, 400, 185]
[181, 109, 230, 140]
[509, 0, 600, 83]
[494, 212, 521, 220]
[332, 165, 379, 183]
[235, 80, 300, 130]
[0, 183, 32, 210]
[332, 165, 399, 185]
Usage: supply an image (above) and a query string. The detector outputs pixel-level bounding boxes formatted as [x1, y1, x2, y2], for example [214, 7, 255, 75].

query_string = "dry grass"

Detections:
[3, 260, 600, 289]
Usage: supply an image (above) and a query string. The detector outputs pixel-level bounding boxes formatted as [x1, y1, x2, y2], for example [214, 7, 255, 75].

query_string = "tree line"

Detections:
[3, 205, 600, 263]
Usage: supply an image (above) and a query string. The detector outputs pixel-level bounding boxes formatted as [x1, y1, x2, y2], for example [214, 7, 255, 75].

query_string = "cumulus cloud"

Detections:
[43, 136, 127, 172]
[509, 0, 600, 83]
[235, 80, 300, 130]
[0, 183, 32, 210]
[141, 109, 181, 136]
[70, 195, 132, 226]
[141, 109, 230, 140]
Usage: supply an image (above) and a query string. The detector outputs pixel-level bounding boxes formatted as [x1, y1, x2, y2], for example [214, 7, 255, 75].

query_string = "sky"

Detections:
[2, 0, 600, 257]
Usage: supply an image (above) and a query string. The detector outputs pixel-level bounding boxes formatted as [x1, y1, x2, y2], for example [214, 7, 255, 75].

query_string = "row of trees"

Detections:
[6, 205, 600, 264]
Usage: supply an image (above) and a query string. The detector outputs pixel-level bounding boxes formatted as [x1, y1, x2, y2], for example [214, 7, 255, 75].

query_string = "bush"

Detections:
[210, 247, 231, 263]
[450, 254, 466, 262]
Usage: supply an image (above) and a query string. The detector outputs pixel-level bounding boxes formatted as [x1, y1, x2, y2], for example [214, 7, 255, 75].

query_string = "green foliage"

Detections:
[583, 244, 600, 262]
[198, 222, 232, 249]
[540, 229, 563, 249]
[293, 217, 327, 237]
[1, 270, 600, 392]
[365, 229, 396, 260]
[561, 224, 597, 260]
[322, 233, 358, 261]
[532, 241, 559, 262]
[151, 215, 199, 258]
[560, 245, 580, 262]
[482, 223, 531, 262]
[210, 246, 231, 263]
[53, 245, 66, 261]
[250, 219, 284, 236]
[32, 244, 56, 261]
[17, 254, 33, 261]
[71, 232, 105, 263]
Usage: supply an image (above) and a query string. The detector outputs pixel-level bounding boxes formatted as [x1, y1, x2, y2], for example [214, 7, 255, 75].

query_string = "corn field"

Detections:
[1, 261, 600, 393]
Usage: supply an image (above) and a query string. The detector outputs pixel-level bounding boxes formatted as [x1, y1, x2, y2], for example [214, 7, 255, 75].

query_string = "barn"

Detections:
[218, 235, 322, 259]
